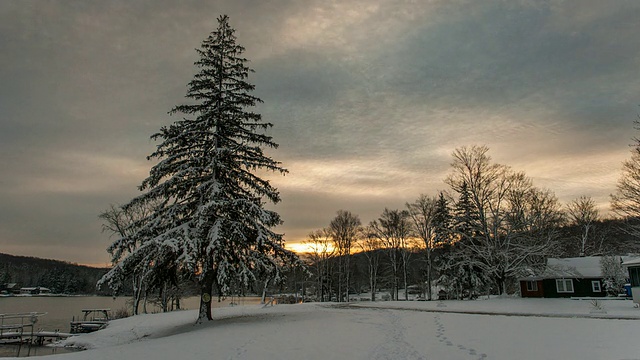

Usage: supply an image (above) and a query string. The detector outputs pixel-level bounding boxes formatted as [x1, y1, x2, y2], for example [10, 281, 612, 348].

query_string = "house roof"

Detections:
[521, 256, 634, 280]
[623, 257, 640, 267]
[546, 257, 604, 278]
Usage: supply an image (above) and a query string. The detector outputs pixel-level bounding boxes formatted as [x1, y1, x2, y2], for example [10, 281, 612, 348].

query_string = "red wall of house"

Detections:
[520, 280, 544, 297]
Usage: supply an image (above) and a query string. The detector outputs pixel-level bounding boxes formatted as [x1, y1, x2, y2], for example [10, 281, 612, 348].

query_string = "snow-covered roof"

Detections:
[546, 257, 604, 278]
[521, 256, 635, 280]
[623, 257, 640, 267]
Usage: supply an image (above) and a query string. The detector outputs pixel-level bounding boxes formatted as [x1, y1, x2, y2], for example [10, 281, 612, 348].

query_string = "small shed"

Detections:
[0, 283, 19, 295]
[623, 258, 640, 304]
[520, 257, 616, 298]
[19, 286, 51, 295]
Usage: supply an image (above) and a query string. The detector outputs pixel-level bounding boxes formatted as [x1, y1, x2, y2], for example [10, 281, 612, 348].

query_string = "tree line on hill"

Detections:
[0, 253, 110, 295]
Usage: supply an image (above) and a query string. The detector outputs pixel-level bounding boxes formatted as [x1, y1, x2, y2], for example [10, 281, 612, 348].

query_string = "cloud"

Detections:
[2, 151, 148, 196]
[1, 0, 639, 262]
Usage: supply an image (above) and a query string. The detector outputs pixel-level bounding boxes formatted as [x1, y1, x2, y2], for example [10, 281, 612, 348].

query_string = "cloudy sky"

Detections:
[1, 0, 639, 265]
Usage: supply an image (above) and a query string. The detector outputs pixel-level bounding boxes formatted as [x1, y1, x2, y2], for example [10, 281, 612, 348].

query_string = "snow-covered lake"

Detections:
[9, 298, 640, 360]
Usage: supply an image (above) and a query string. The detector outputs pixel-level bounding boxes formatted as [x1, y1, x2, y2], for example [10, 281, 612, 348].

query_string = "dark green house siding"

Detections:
[540, 278, 605, 298]
[629, 266, 640, 287]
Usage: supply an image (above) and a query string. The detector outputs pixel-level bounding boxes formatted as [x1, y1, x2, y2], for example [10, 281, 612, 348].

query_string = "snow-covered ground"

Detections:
[15, 298, 640, 360]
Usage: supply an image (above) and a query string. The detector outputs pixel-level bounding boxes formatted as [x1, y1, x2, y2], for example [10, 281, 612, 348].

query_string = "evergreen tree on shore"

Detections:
[99, 15, 299, 323]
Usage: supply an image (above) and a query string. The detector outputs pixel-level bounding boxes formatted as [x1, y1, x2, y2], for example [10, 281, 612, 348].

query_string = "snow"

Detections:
[547, 256, 605, 277]
[545, 256, 635, 278]
[13, 298, 640, 360]
[623, 257, 640, 267]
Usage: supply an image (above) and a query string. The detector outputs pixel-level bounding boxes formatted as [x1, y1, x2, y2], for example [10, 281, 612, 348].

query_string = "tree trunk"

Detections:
[372, 272, 377, 302]
[496, 277, 505, 296]
[345, 255, 350, 303]
[467, 264, 474, 299]
[261, 278, 270, 304]
[403, 259, 409, 301]
[369, 264, 375, 302]
[161, 282, 168, 312]
[338, 257, 343, 302]
[426, 250, 432, 301]
[133, 282, 141, 315]
[197, 270, 215, 323]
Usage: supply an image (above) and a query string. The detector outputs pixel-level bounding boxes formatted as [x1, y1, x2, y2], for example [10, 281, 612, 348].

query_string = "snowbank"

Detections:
[12, 298, 639, 360]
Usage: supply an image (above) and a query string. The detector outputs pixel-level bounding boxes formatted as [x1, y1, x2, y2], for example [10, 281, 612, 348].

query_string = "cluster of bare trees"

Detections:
[303, 144, 635, 300]
[304, 208, 418, 302]
[99, 201, 184, 314]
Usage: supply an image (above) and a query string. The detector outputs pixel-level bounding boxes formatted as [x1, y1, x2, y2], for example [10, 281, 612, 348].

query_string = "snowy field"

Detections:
[16, 298, 640, 360]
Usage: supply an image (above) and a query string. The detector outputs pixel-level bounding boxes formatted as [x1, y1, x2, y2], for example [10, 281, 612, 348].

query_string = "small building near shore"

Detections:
[19, 286, 51, 295]
[0, 283, 19, 294]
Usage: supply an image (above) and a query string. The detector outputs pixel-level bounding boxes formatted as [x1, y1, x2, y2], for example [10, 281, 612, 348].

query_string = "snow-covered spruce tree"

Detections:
[99, 15, 299, 323]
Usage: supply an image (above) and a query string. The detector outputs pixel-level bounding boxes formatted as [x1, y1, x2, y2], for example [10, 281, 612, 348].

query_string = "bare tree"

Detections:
[566, 196, 599, 256]
[304, 228, 334, 302]
[99, 202, 157, 315]
[329, 210, 361, 302]
[370, 208, 412, 300]
[611, 122, 640, 237]
[406, 194, 438, 300]
[359, 228, 383, 301]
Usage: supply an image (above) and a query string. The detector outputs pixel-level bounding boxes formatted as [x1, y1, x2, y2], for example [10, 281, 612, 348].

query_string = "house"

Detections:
[0, 283, 19, 295]
[19, 286, 51, 295]
[520, 257, 628, 298]
[623, 257, 640, 304]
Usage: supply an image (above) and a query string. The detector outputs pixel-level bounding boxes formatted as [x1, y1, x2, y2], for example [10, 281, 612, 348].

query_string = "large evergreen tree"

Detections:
[100, 15, 298, 323]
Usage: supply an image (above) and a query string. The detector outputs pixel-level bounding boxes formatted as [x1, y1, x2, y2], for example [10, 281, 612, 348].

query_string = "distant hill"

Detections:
[0, 253, 110, 295]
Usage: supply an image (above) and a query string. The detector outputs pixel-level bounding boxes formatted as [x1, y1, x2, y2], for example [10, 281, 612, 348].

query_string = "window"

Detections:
[592, 281, 602, 293]
[526, 281, 538, 292]
[630, 267, 640, 287]
[556, 279, 574, 293]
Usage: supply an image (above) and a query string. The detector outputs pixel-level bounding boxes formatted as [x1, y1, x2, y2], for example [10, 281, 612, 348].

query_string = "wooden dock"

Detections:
[0, 330, 72, 344]
[0, 312, 72, 345]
